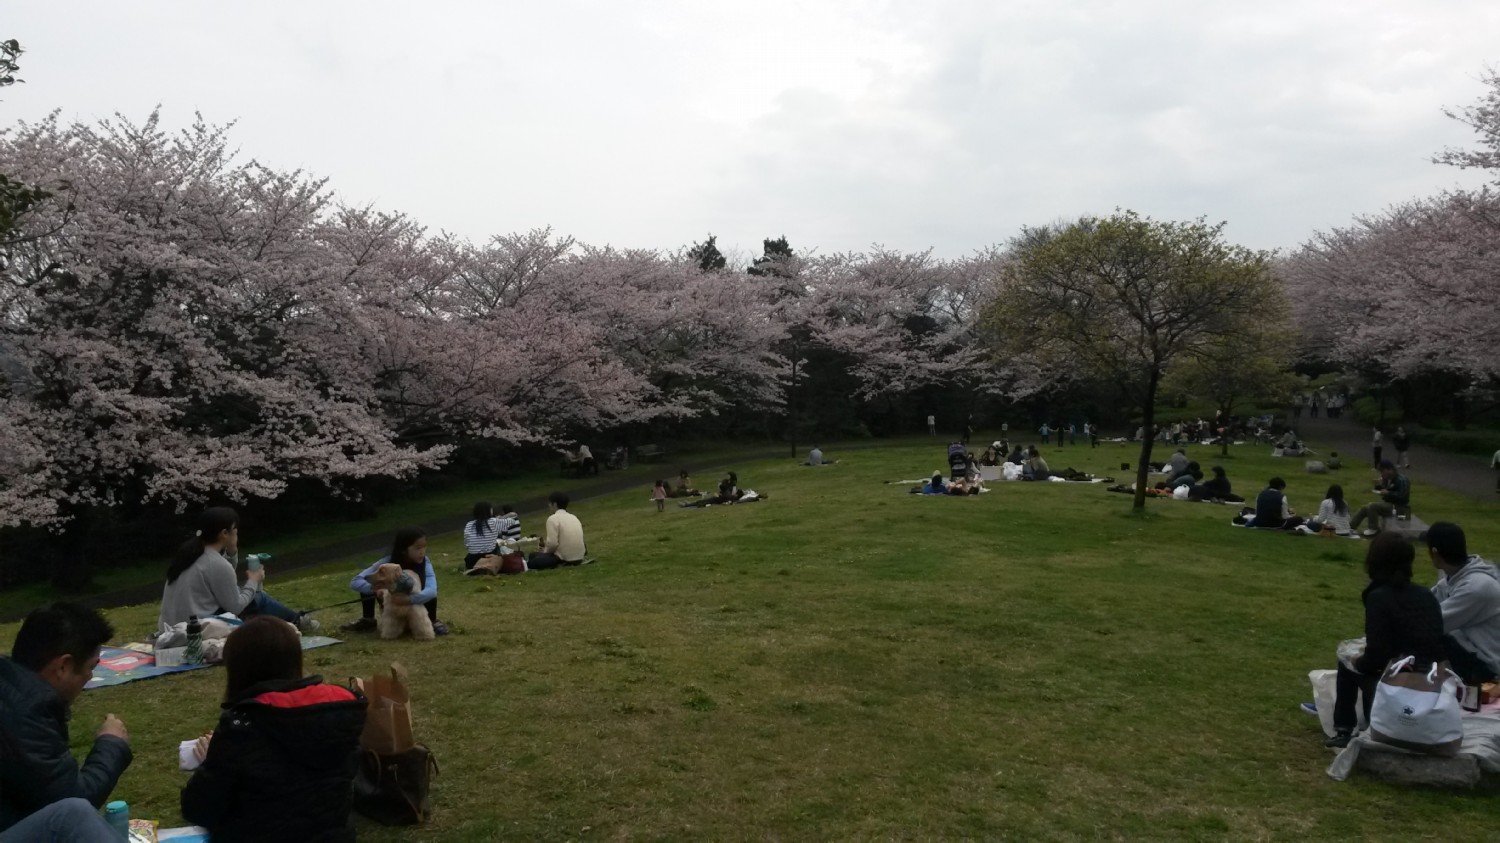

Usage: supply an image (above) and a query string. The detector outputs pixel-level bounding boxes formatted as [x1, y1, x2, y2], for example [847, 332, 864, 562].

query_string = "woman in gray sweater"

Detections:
[158, 508, 316, 633]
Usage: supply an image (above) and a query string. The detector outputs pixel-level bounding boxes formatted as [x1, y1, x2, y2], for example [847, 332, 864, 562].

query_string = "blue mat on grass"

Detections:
[87, 636, 343, 689]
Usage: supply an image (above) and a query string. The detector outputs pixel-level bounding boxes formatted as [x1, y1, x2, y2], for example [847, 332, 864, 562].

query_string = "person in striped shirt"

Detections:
[497, 504, 521, 546]
[463, 501, 503, 570]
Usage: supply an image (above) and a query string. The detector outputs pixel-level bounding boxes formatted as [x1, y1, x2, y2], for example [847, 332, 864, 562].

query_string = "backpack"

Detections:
[352, 744, 440, 825]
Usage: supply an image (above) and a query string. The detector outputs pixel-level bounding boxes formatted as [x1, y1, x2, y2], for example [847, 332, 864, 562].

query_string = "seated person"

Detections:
[671, 469, 701, 497]
[1426, 523, 1500, 685]
[0, 604, 131, 835]
[1193, 465, 1234, 501]
[0, 797, 121, 842]
[1326, 534, 1445, 747]
[1306, 485, 1352, 535]
[1327, 451, 1343, 470]
[979, 444, 1001, 467]
[530, 492, 588, 568]
[159, 507, 317, 633]
[1163, 448, 1189, 477]
[1277, 430, 1299, 451]
[1007, 445, 1026, 465]
[1160, 460, 1200, 489]
[462, 501, 503, 570]
[343, 528, 448, 635]
[1252, 477, 1304, 530]
[605, 445, 628, 470]
[804, 446, 837, 466]
[497, 504, 521, 545]
[181, 616, 367, 842]
[1349, 461, 1410, 536]
[1025, 447, 1051, 481]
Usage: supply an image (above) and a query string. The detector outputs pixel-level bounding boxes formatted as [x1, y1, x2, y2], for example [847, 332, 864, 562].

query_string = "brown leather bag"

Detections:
[352, 744, 439, 825]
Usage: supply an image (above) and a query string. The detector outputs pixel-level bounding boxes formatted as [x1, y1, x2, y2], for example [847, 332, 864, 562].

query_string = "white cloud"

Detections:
[3, 0, 1496, 259]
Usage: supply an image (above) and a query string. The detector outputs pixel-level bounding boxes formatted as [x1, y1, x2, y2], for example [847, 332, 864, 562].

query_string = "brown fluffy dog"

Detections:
[370, 563, 435, 641]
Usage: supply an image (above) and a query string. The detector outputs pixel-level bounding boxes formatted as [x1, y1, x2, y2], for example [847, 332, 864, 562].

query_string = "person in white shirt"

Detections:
[528, 492, 588, 570]
[1308, 484, 1353, 535]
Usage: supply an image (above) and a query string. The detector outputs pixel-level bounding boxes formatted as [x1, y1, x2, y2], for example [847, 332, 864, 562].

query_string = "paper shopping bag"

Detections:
[355, 663, 415, 755]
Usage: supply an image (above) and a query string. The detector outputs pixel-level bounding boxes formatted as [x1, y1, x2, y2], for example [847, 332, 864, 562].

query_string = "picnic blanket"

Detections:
[87, 636, 343, 689]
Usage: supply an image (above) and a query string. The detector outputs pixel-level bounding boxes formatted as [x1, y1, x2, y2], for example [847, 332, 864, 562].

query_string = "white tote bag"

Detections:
[1368, 656, 1464, 756]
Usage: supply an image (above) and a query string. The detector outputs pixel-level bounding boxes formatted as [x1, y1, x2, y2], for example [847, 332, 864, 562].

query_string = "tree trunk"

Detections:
[1132, 373, 1161, 511]
[787, 355, 799, 459]
[1220, 401, 1233, 458]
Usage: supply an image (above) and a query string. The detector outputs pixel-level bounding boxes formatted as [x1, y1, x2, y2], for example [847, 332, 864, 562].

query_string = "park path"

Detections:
[1298, 412, 1498, 500]
[1, 445, 809, 622]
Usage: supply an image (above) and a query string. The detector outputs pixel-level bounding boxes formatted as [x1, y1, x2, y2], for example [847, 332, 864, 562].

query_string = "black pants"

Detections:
[528, 552, 582, 570]
[1444, 635, 1498, 685]
[1333, 663, 1379, 732]
[362, 596, 437, 623]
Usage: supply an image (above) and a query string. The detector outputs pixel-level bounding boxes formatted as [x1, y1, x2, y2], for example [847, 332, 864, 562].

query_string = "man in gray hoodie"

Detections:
[1427, 522, 1500, 684]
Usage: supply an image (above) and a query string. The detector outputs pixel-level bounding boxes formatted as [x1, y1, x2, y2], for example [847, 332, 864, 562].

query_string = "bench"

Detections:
[635, 444, 667, 463]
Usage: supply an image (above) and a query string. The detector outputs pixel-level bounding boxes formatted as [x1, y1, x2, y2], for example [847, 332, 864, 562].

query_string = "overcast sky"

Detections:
[4, 1, 1497, 260]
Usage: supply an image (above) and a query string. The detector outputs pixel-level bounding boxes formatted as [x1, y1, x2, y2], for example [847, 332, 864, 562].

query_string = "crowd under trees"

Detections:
[1, 51, 1497, 584]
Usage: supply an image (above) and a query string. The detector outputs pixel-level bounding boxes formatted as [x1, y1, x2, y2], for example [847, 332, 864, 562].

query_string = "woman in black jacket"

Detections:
[1327, 534, 1446, 748]
[181, 616, 367, 842]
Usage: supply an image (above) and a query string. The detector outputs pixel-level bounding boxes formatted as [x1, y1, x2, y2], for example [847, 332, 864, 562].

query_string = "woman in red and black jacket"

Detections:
[181, 616, 367, 842]
[1326, 533, 1446, 748]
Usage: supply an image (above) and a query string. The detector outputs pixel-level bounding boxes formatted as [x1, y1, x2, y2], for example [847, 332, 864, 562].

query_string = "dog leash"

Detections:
[296, 597, 366, 617]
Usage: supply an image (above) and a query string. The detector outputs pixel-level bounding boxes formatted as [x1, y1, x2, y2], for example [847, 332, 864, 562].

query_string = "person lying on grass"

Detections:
[181, 616, 367, 842]
[159, 507, 319, 634]
[342, 528, 448, 636]
[1324, 533, 1444, 748]
[909, 471, 947, 495]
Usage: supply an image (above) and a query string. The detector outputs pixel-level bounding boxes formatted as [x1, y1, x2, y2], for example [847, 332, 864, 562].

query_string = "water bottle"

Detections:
[243, 552, 271, 571]
[104, 800, 129, 838]
[185, 614, 203, 665]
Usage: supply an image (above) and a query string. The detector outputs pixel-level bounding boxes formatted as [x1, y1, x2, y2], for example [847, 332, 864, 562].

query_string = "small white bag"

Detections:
[1368, 656, 1464, 756]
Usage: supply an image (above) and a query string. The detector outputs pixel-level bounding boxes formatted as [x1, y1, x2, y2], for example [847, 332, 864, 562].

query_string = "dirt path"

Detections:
[1298, 413, 1498, 500]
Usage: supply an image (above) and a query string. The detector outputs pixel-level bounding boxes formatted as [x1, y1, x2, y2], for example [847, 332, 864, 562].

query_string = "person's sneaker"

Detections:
[1299, 702, 1318, 715]
[1325, 730, 1353, 749]
[1361, 528, 1378, 538]
[1295, 525, 1316, 535]
[340, 617, 377, 633]
[580, 557, 596, 566]
[297, 616, 321, 634]
[431, 621, 450, 636]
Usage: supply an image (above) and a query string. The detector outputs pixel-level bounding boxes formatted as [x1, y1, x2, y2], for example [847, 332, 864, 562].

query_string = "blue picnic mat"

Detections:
[87, 636, 343, 689]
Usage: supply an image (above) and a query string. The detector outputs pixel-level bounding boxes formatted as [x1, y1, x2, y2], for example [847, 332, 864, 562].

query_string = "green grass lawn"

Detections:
[4, 437, 1499, 840]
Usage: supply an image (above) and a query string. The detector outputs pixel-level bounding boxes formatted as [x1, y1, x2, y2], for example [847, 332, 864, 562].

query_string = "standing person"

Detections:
[653, 480, 668, 513]
[926, 414, 936, 436]
[462, 501, 502, 570]
[1088, 422, 1099, 448]
[1325, 534, 1445, 748]
[180, 617, 366, 842]
[529, 492, 588, 569]
[1493, 447, 1500, 494]
[1393, 426, 1411, 470]
[0, 604, 132, 834]
[1426, 523, 1500, 685]
[577, 444, 599, 476]
[343, 528, 448, 636]
[1349, 461, 1410, 537]
[1039, 422, 1051, 445]
[1068, 423, 1077, 446]
[1371, 427, 1383, 468]
[961, 417, 973, 446]
[159, 507, 317, 633]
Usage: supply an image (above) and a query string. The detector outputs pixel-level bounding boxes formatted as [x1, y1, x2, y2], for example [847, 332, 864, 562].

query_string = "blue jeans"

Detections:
[241, 590, 300, 623]
[0, 798, 118, 842]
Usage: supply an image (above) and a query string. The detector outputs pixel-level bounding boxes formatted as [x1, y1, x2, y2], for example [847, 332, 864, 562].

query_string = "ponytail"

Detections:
[167, 507, 239, 584]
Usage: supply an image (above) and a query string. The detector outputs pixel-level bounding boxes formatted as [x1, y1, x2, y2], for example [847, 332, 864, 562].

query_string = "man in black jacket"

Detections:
[0, 603, 133, 833]
[1349, 461, 1411, 536]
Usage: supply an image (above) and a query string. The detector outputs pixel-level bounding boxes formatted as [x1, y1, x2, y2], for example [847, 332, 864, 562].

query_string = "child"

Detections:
[497, 504, 521, 547]
[653, 480, 668, 512]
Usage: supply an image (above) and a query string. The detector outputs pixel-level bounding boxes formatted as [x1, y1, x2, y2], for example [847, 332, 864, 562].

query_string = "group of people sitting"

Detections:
[679, 471, 762, 507]
[1321, 524, 1500, 748]
[1146, 448, 1240, 502]
[1245, 461, 1410, 537]
[2, 604, 367, 841]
